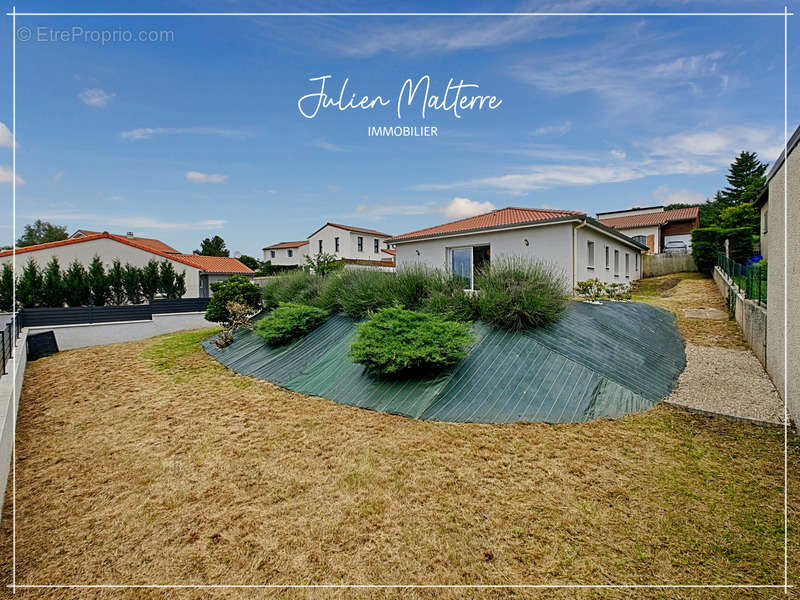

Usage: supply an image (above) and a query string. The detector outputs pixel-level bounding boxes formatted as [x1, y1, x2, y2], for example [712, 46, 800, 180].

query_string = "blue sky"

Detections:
[0, 0, 797, 257]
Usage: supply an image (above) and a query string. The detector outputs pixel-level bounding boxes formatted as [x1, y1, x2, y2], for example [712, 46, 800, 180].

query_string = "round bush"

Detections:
[350, 307, 474, 376]
[255, 303, 329, 346]
[472, 257, 568, 330]
[205, 275, 262, 324]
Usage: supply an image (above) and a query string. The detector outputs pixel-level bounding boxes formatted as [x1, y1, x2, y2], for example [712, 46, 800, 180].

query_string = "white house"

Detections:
[596, 206, 700, 254]
[307, 223, 392, 265]
[0, 232, 254, 298]
[386, 207, 647, 290]
[262, 240, 309, 267]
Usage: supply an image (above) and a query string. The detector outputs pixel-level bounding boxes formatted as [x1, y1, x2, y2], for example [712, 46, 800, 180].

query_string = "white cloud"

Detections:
[78, 88, 115, 107]
[611, 149, 627, 160]
[186, 171, 228, 184]
[0, 165, 24, 185]
[120, 127, 247, 141]
[53, 171, 65, 182]
[443, 197, 496, 219]
[530, 121, 572, 136]
[652, 185, 708, 205]
[648, 126, 783, 162]
[0, 122, 16, 148]
[30, 213, 225, 230]
[311, 139, 349, 152]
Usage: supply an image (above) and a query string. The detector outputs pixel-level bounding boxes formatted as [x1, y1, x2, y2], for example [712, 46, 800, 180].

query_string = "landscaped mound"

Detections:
[350, 307, 474, 376]
[203, 300, 686, 424]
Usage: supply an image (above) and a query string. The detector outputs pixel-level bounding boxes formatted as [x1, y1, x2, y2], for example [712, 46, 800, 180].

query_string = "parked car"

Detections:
[663, 240, 689, 254]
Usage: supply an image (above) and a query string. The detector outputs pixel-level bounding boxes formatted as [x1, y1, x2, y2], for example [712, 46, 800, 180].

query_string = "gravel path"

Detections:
[666, 344, 785, 425]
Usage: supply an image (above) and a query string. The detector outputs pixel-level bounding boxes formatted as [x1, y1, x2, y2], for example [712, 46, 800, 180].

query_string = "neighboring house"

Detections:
[386, 207, 648, 290]
[0, 232, 253, 298]
[755, 123, 799, 423]
[597, 206, 700, 254]
[262, 240, 309, 267]
[307, 223, 392, 266]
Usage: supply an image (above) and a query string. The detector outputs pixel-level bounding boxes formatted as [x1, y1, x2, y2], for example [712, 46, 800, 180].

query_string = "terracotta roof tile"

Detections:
[599, 206, 700, 229]
[263, 240, 310, 250]
[177, 255, 254, 274]
[71, 230, 180, 254]
[386, 207, 584, 243]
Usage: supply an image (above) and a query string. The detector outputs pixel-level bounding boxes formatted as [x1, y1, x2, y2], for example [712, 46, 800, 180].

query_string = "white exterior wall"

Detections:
[263, 244, 309, 266]
[576, 226, 642, 285]
[308, 225, 389, 261]
[0, 328, 27, 524]
[0, 238, 202, 297]
[614, 225, 660, 253]
[394, 222, 642, 289]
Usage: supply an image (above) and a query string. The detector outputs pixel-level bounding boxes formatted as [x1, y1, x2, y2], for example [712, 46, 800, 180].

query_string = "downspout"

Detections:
[572, 218, 588, 290]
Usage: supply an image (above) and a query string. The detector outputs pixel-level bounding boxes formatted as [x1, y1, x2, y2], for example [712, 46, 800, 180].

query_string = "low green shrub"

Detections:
[575, 278, 605, 302]
[350, 307, 474, 376]
[255, 303, 329, 346]
[206, 275, 262, 324]
[473, 257, 568, 330]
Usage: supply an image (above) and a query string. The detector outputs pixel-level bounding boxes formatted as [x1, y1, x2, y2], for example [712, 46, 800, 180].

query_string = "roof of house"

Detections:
[263, 240, 310, 250]
[765, 123, 800, 183]
[381, 248, 396, 256]
[0, 232, 253, 274]
[308, 222, 391, 238]
[71, 229, 181, 254]
[386, 207, 584, 243]
[595, 205, 664, 218]
[598, 206, 700, 230]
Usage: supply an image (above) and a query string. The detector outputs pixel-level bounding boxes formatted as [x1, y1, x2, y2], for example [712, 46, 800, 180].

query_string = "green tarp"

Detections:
[202, 301, 685, 424]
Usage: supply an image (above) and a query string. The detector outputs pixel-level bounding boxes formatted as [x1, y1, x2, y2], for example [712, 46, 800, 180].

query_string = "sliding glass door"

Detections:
[450, 245, 490, 290]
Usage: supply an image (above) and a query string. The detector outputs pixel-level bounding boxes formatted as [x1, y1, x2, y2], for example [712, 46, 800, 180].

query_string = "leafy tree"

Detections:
[41, 257, 64, 307]
[158, 261, 186, 299]
[87, 255, 109, 306]
[16, 220, 69, 247]
[0, 264, 14, 311]
[663, 202, 703, 212]
[122, 264, 142, 304]
[237, 254, 260, 271]
[197, 235, 229, 257]
[719, 202, 759, 232]
[62, 260, 90, 306]
[140, 259, 161, 301]
[205, 274, 262, 324]
[16, 259, 43, 307]
[304, 252, 341, 276]
[107, 259, 126, 305]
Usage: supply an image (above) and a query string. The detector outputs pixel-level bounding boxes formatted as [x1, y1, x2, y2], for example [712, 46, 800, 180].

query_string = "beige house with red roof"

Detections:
[0, 232, 253, 298]
[387, 207, 647, 290]
[262, 240, 309, 267]
[596, 206, 701, 254]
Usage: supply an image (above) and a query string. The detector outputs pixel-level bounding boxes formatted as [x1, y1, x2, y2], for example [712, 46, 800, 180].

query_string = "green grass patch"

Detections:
[142, 327, 221, 370]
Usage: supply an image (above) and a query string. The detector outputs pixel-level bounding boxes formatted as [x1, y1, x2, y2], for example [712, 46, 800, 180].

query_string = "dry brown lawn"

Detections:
[0, 323, 797, 600]
[630, 272, 746, 348]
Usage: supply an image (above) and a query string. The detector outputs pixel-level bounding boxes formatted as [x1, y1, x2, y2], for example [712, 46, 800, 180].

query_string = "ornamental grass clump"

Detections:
[255, 303, 329, 346]
[473, 257, 568, 331]
[350, 307, 474, 377]
[261, 270, 322, 310]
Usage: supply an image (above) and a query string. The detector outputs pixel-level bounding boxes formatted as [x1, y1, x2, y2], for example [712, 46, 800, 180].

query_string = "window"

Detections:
[318, 239, 323, 253]
[374, 238, 379, 253]
[270, 250, 275, 259]
[450, 245, 490, 291]
[335, 237, 340, 252]
[625, 253, 630, 278]
[763, 210, 768, 234]
[357, 236, 364, 252]
[635, 253, 639, 272]
[614, 250, 620, 276]
[605, 246, 610, 269]
[632, 235, 646, 245]
[288, 249, 293, 258]
[587, 241, 595, 269]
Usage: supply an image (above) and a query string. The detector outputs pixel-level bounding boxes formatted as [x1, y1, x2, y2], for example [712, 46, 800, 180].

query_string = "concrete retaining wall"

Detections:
[642, 253, 697, 277]
[0, 329, 27, 522]
[27, 311, 216, 351]
[713, 267, 768, 367]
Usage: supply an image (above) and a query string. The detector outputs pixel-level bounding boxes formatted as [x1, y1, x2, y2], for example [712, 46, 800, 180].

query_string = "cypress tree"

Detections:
[87, 255, 109, 306]
[41, 256, 64, 307]
[63, 260, 90, 306]
[159, 261, 178, 299]
[0, 264, 14, 311]
[122, 264, 142, 304]
[16, 259, 43, 307]
[107, 259, 126, 305]
[140, 259, 160, 301]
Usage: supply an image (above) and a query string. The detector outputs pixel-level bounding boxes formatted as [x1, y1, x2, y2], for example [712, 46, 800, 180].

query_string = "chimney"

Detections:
[126, 231, 134, 239]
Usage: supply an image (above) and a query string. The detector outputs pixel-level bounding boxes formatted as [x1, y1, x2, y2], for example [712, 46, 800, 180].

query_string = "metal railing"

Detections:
[717, 252, 767, 306]
[1, 313, 22, 378]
